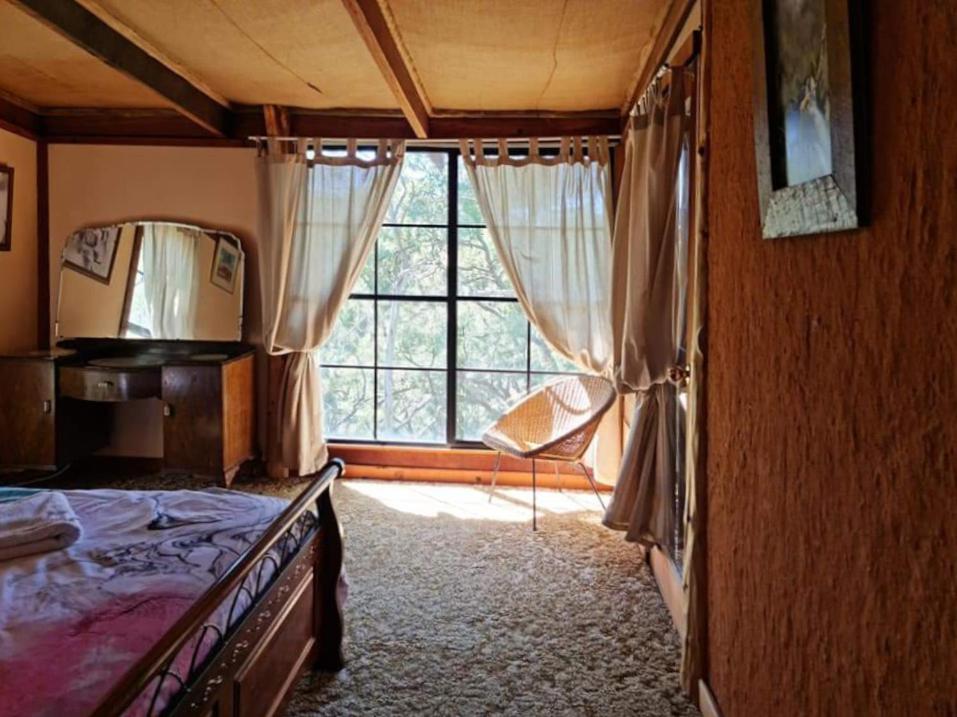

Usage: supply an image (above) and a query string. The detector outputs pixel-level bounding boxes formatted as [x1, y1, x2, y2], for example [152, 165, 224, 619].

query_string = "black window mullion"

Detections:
[447, 149, 458, 445]
[381, 222, 448, 230]
[351, 293, 447, 302]
[526, 321, 532, 394]
[372, 240, 379, 440]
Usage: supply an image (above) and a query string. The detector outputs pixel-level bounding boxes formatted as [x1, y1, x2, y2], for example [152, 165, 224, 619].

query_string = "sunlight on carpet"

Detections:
[341, 480, 604, 522]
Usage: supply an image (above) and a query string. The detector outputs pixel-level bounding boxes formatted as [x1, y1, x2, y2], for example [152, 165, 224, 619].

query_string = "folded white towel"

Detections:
[0, 491, 83, 561]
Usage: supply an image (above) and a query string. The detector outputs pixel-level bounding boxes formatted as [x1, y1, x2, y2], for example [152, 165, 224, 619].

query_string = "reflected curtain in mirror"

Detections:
[133, 223, 202, 339]
[56, 221, 245, 343]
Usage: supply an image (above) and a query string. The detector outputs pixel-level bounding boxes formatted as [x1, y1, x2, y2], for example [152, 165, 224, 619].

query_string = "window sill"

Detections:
[327, 443, 610, 492]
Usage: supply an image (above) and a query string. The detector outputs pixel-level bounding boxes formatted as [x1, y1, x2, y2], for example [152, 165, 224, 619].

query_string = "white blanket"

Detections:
[0, 491, 82, 561]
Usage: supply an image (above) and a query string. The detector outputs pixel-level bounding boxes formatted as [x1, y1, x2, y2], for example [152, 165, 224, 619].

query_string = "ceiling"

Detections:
[0, 1, 169, 109]
[385, 0, 667, 112]
[0, 0, 682, 140]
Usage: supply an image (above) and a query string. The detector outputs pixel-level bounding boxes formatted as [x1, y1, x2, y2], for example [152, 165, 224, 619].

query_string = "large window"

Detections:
[321, 148, 578, 445]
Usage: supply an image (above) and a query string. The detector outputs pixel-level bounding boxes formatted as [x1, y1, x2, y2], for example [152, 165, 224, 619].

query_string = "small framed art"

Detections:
[63, 225, 121, 283]
[211, 234, 241, 293]
[0, 164, 12, 251]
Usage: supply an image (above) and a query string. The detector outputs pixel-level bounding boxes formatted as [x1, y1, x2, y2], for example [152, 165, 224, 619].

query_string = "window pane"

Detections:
[457, 300, 526, 371]
[457, 156, 484, 226]
[354, 248, 375, 294]
[377, 227, 447, 296]
[322, 299, 374, 366]
[377, 300, 447, 368]
[530, 324, 580, 373]
[529, 372, 567, 392]
[458, 228, 513, 297]
[456, 370, 528, 441]
[321, 367, 374, 439]
[377, 369, 446, 442]
[386, 151, 448, 225]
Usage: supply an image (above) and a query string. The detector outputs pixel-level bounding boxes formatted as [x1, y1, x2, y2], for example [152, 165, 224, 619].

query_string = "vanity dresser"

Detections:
[0, 221, 256, 485]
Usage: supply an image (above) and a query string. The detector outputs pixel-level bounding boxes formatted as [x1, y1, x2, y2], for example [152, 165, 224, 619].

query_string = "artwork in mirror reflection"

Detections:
[56, 222, 244, 342]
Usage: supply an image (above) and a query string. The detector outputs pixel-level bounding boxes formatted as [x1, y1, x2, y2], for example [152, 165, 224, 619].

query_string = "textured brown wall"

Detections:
[706, 1, 957, 715]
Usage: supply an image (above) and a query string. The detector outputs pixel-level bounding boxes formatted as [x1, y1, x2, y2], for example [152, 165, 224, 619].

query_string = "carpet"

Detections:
[44, 468, 698, 717]
[287, 480, 698, 717]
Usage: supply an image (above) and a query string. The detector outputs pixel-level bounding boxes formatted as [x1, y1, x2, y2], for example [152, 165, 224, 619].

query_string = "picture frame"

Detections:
[752, 0, 864, 238]
[62, 225, 121, 284]
[211, 234, 241, 293]
[0, 164, 12, 252]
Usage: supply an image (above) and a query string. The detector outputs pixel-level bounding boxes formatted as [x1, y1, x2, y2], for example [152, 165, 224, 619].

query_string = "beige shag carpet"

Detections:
[287, 480, 698, 717]
[45, 468, 698, 717]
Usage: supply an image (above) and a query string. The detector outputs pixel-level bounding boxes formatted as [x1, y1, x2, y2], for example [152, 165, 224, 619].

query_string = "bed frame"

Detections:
[90, 459, 346, 717]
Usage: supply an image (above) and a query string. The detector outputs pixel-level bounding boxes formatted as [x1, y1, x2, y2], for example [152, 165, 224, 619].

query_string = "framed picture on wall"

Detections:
[211, 234, 240, 293]
[752, 0, 864, 238]
[0, 164, 12, 252]
[63, 225, 121, 284]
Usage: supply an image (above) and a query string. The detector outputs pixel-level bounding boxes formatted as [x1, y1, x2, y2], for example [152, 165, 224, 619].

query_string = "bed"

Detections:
[0, 459, 346, 717]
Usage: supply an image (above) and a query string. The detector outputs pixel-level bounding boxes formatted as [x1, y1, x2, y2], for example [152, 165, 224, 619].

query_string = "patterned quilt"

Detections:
[0, 488, 289, 717]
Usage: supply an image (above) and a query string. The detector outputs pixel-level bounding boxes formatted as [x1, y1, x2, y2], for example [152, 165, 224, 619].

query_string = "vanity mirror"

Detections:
[0, 220, 255, 484]
[56, 221, 244, 342]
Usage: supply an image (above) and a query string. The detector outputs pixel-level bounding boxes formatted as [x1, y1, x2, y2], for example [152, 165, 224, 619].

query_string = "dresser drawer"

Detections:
[60, 366, 162, 402]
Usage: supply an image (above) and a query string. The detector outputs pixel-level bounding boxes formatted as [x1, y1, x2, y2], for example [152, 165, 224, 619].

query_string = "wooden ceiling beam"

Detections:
[0, 92, 42, 140]
[40, 108, 223, 142]
[72, 0, 232, 109]
[620, 0, 698, 117]
[262, 105, 290, 137]
[39, 107, 621, 145]
[429, 111, 621, 140]
[9, 0, 231, 136]
[340, 0, 430, 139]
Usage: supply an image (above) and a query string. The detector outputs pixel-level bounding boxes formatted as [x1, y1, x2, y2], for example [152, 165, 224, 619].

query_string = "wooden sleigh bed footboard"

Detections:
[91, 459, 347, 717]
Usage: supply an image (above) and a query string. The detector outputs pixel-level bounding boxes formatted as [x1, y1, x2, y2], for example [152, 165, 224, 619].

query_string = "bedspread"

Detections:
[0, 488, 290, 717]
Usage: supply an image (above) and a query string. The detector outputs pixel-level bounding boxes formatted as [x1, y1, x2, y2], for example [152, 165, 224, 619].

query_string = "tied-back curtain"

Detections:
[603, 69, 690, 549]
[459, 137, 614, 375]
[258, 138, 404, 476]
[140, 223, 201, 339]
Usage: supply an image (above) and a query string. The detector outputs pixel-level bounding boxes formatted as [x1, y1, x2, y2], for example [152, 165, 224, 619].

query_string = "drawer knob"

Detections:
[96, 380, 114, 389]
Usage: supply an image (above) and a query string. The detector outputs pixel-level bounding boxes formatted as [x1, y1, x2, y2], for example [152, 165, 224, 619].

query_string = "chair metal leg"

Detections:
[488, 451, 502, 502]
[577, 461, 606, 511]
[531, 458, 538, 531]
[554, 461, 563, 492]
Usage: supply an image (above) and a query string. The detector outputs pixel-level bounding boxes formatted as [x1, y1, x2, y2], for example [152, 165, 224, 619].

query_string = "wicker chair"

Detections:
[481, 375, 617, 530]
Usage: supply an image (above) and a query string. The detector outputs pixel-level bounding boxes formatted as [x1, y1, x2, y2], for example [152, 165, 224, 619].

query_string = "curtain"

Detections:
[139, 223, 202, 339]
[602, 69, 690, 550]
[460, 138, 614, 376]
[258, 139, 404, 476]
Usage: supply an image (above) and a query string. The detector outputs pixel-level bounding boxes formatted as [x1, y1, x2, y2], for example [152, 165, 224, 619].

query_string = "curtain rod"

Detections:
[655, 49, 699, 80]
[245, 136, 621, 146]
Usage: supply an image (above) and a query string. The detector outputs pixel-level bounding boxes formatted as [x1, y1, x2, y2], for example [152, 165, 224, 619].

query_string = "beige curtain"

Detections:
[140, 223, 202, 340]
[460, 138, 614, 375]
[603, 69, 690, 550]
[258, 139, 404, 476]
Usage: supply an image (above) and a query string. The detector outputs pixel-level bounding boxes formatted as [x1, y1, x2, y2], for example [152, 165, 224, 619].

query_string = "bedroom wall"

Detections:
[48, 144, 260, 457]
[705, 1, 956, 715]
[0, 128, 38, 354]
